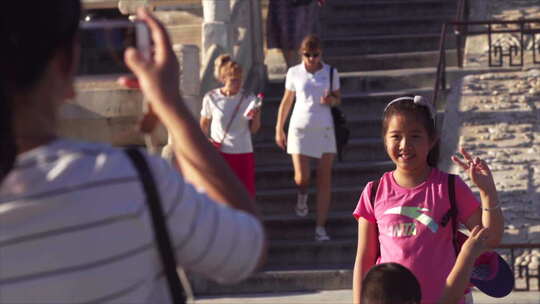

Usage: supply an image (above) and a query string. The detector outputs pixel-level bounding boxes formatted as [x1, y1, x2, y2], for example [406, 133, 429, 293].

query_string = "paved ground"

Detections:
[196, 289, 540, 304]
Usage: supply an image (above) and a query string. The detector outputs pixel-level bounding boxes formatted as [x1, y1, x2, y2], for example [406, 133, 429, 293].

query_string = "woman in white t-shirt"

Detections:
[200, 55, 262, 197]
[275, 34, 341, 241]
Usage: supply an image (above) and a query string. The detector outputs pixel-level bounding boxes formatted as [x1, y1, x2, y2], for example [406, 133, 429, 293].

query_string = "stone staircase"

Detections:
[190, 0, 461, 295]
[70, 0, 465, 296]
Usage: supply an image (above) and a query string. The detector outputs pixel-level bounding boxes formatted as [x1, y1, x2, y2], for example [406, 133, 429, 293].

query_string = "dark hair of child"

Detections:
[381, 97, 440, 167]
[361, 262, 422, 304]
[0, 0, 81, 182]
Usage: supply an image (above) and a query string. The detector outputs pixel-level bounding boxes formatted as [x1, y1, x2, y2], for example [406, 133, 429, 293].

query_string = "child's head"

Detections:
[361, 263, 422, 304]
[1, 0, 81, 183]
[214, 54, 243, 90]
[382, 95, 439, 168]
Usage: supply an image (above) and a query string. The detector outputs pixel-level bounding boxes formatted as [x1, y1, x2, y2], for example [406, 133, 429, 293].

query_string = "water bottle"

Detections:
[244, 93, 264, 119]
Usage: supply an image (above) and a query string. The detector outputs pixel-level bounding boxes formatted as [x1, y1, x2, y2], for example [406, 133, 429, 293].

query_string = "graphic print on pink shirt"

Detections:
[353, 168, 479, 304]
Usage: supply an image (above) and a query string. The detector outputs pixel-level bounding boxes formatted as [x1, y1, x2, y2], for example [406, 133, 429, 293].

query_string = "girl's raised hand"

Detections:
[460, 225, 489, 260]
[451, 147, 496, 193]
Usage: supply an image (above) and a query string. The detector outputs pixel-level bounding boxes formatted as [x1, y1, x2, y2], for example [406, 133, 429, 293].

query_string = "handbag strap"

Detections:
[218, 90, 246, 146]
[329, 66, 334, 95]
[124, 148, 186, 304]
[447, 174, 460, 256]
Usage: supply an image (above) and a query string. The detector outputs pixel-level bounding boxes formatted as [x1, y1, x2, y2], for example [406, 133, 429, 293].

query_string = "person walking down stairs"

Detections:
[275, 35, 341, 241]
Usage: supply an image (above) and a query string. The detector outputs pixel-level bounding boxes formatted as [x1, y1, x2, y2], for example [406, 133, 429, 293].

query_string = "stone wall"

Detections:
[439, 0, 540, 276]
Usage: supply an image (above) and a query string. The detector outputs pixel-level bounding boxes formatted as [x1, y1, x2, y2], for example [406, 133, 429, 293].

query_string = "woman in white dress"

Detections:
[275, 35, 341, 241]
[200, 55, 262, 197]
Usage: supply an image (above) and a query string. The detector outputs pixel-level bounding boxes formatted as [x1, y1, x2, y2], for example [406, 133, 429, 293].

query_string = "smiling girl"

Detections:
[352, 96, 504, 304]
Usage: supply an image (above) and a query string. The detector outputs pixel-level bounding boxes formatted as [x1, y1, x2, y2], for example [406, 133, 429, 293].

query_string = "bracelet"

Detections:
[482, 203, 501, 211]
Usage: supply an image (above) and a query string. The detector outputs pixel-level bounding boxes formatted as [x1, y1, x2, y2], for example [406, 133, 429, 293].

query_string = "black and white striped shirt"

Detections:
[0, 139, 264, 303]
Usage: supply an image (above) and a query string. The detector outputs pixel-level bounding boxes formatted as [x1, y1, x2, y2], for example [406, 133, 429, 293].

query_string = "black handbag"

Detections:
[329, 67, 350, 162]
[291, 0, 314, 7]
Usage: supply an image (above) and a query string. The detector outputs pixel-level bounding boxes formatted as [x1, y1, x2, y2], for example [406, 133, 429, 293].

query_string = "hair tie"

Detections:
[384, 95, 435, 120]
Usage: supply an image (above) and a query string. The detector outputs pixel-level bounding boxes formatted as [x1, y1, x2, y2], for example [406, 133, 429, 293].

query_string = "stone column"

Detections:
[175, 44, 202, 118]
[162, 44, 202, 162]
[202, 0, 232, 61]
[118, 0, 150, 15]
[247, 0, 268, 94]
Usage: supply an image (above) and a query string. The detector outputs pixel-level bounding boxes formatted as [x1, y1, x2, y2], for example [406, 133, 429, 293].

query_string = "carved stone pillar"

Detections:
[202, 0, 232, 60]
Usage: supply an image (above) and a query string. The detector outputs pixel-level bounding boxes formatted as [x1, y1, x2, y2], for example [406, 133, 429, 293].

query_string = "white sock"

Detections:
[297, 193, 308, 206]
[315, 226, 327, 235]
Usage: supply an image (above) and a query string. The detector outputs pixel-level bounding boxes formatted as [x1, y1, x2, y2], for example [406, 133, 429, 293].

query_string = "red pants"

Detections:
[219, 152, 256, 198]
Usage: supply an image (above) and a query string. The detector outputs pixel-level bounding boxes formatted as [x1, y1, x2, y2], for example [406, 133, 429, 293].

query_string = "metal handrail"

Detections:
[432, 0, 469, 108]
[432, 15, 540, 108]
[497, 243, 540, 291]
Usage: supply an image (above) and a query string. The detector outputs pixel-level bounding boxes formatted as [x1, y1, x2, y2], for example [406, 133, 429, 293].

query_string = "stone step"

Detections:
[255, 161, 394, 191]
[190, 267, 352, 295]
[322, 15, 453, 37]
[264, 212, 357, 241]
[254, 138, 388, 166]
[323, 33, 456, 56]
[256, 185, 365, 216]
[265, 239, 356, 269]
[264, 67, 460, 98]
[254, 117, 383, 144]
[260, 88, 435, 126]
[324, 50, 458, 73]
[323, 0, 456, 19]
[266, 50, 459, 76]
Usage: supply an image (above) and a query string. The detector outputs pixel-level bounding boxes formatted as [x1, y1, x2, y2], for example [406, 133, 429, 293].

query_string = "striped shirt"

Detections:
[0, 139, 264, 303]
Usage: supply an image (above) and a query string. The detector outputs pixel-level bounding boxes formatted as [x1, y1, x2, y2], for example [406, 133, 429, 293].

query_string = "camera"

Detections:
[77, 20, 151, 76]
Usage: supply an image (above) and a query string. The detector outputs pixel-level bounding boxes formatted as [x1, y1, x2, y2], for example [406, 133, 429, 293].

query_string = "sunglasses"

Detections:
[303, 52, 320, 58]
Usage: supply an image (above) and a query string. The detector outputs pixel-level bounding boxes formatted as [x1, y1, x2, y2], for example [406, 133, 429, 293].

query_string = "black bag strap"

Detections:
[124, 148, 186, 304]
[447, 174, 460, 257]
[369, 178, 381, 259]
[330, 66, 334, 93]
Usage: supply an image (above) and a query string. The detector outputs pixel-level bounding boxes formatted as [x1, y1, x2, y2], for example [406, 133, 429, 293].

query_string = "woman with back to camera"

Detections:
[200, 55, 261, 198]
[275, 34, 341, 241]
[0, 1, 266, 303]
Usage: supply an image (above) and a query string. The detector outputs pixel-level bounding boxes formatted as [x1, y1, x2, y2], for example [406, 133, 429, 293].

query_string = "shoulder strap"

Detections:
[124, 148, 186, 304]
[329, 66, 334, 92]
[219, 90, 246, 146]
[448, 174, 460, 256]
[370, 178, 381, 260]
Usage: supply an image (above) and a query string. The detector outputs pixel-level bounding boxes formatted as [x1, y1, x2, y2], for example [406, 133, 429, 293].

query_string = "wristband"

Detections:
[482, 203, 501, 211]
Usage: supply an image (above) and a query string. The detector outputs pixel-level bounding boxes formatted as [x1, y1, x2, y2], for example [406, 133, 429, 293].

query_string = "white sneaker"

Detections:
[315, 226, 330, 241]
[295, 193, 308, 217]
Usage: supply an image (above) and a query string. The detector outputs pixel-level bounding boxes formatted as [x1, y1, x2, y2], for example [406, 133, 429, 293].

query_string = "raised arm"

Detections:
[452, 147, 504, 248]
[353, 218, 378, 304]
[439, 226, 489, 304]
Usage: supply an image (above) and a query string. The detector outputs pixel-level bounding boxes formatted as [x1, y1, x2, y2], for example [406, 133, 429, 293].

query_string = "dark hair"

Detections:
[0, 0, 81, 182]
[382, 96, 439, 167]
[299, 34, 322, 53]
[361, 263, 422, 304]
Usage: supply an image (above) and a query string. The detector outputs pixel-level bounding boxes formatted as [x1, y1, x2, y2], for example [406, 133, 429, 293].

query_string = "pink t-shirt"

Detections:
[353, 168, 479, 304]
